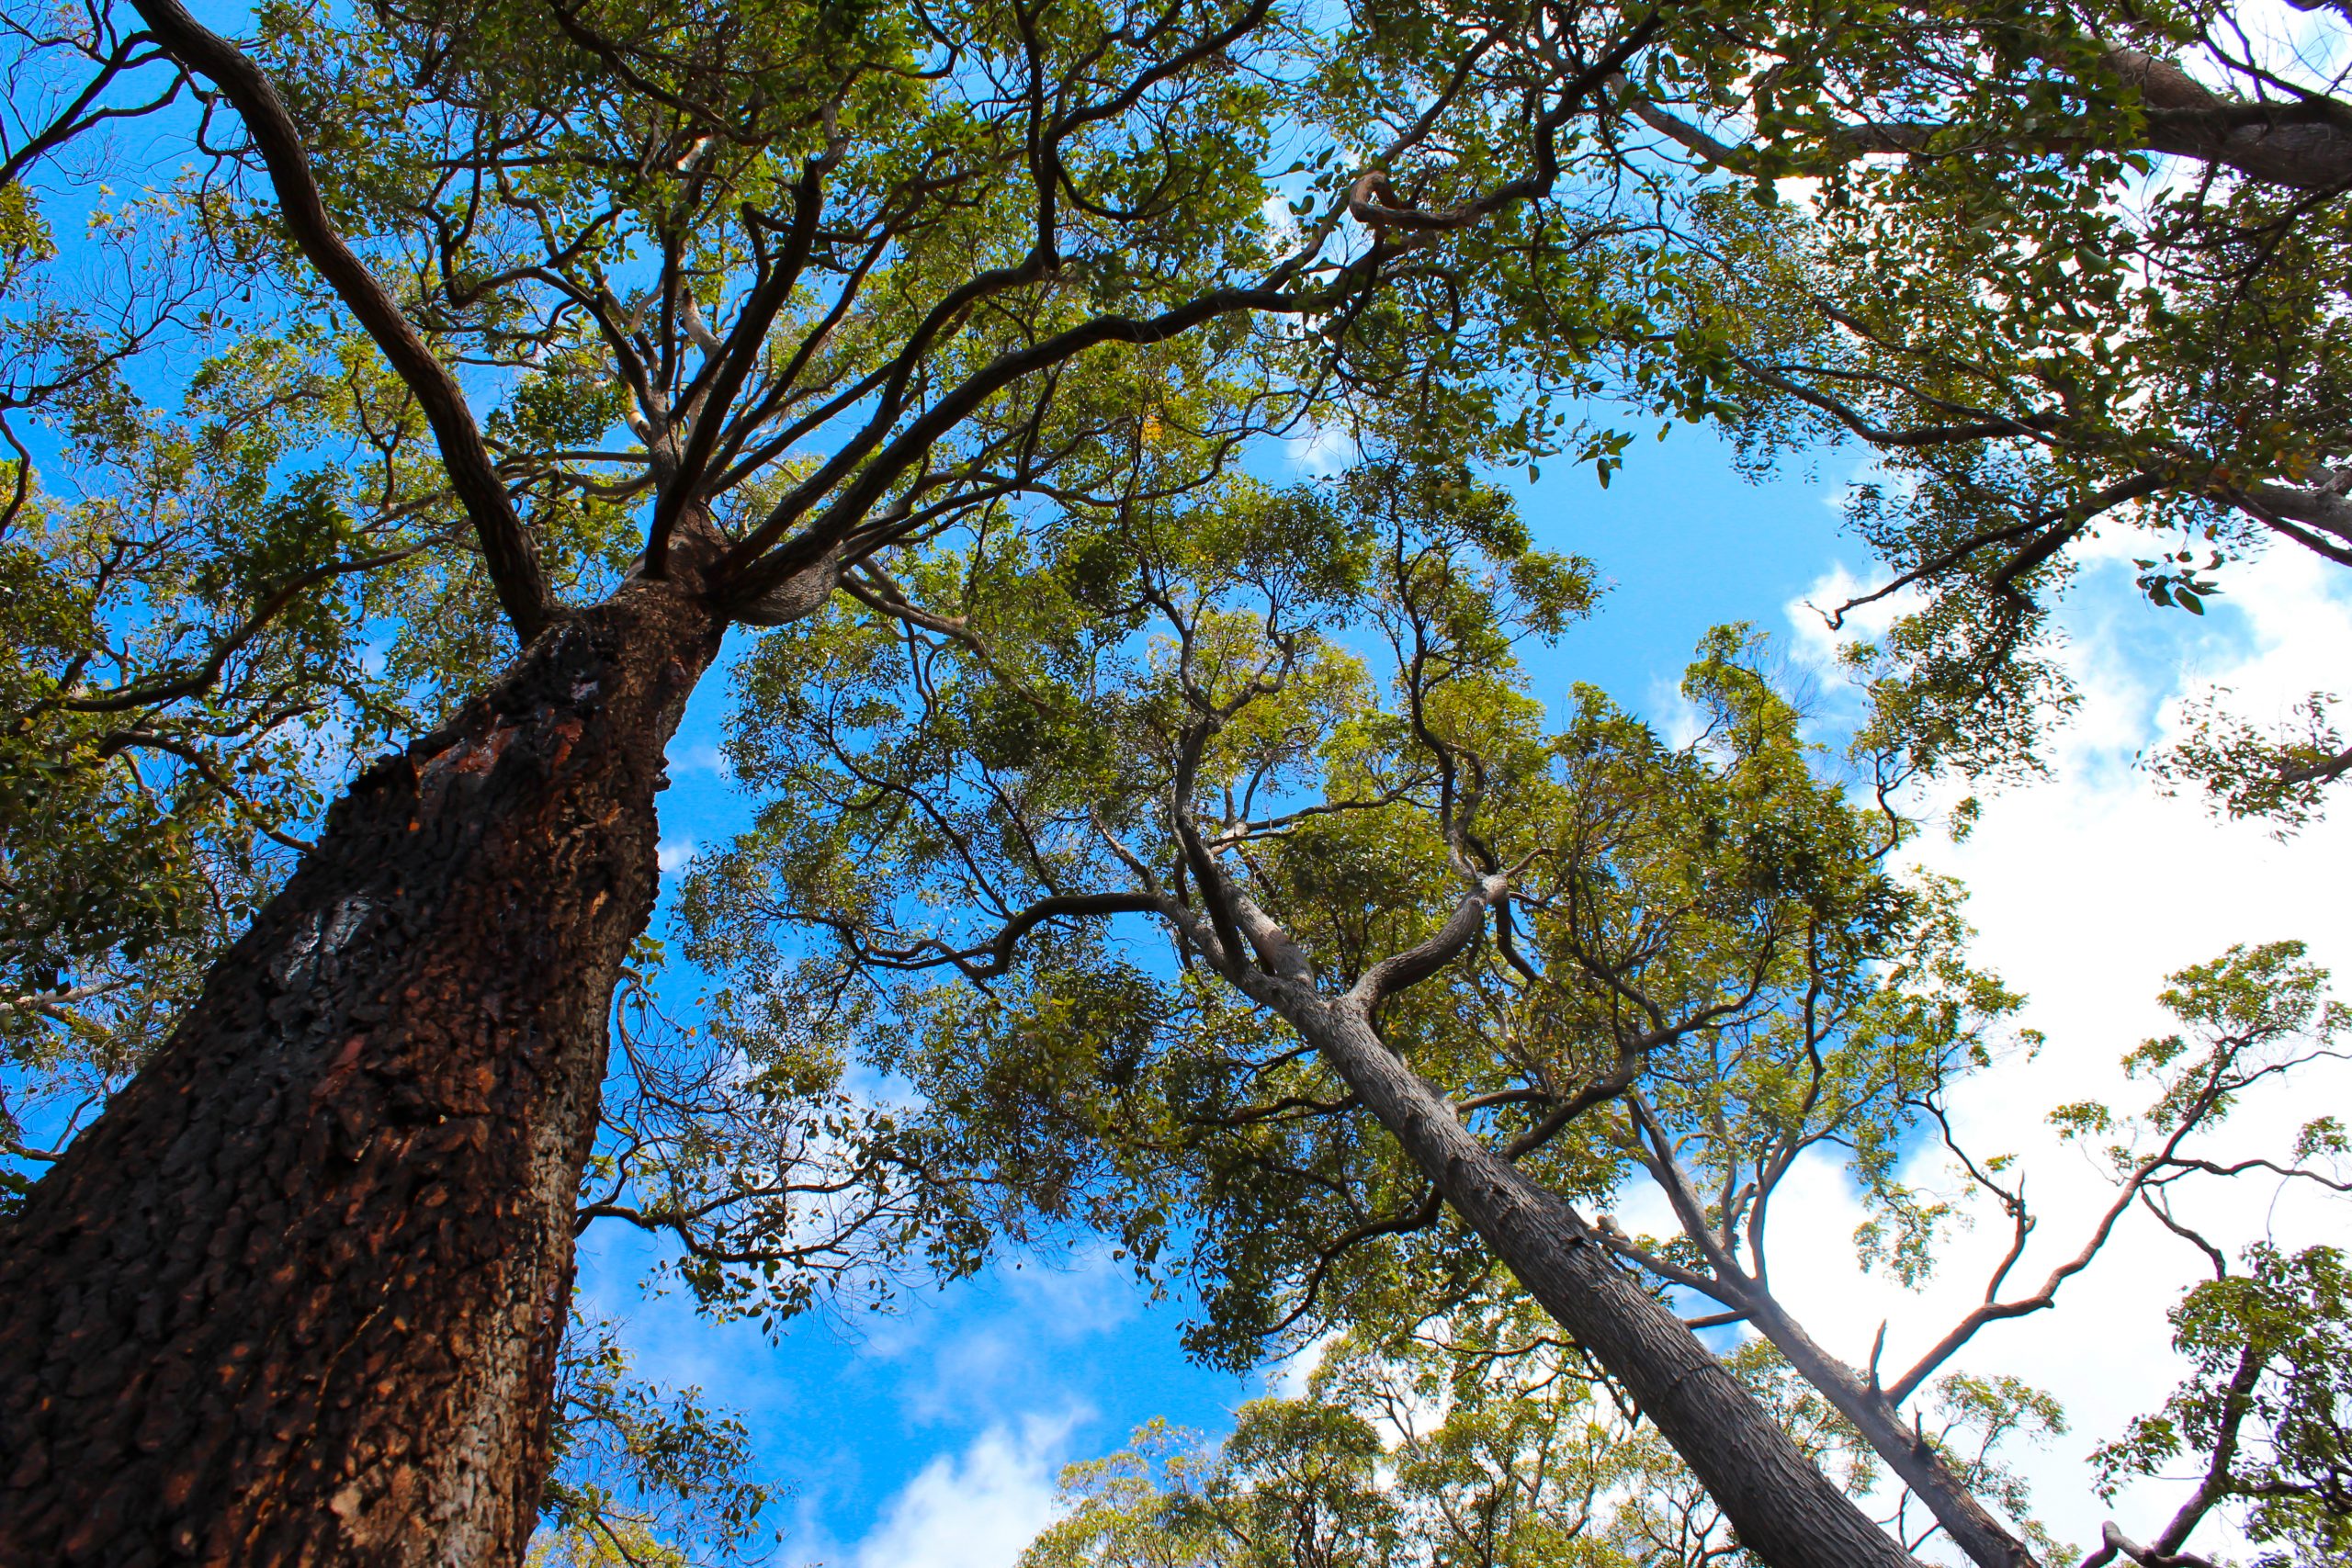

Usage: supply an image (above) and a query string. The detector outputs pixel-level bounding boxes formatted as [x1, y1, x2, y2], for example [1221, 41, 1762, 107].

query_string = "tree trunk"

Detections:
[0, 578, 720, 1565]
[1296, 994, 1920, 1568]
[1741, 1292, 2041, 1568]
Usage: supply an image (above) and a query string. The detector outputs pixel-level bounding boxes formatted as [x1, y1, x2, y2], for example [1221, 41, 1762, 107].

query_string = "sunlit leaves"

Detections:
[2096, 1244, 2352, 1568]
[531, 1312, 774, 1566]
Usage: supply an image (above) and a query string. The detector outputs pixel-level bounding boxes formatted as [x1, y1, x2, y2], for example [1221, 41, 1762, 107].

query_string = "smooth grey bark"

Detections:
[1157, 863, 1925, 1567]
[1740, 1293, 2040, 1568]
[1623, 43, 2352, 193]
[1224, 942, 1923, 1568]
[1621, 1108, 2042, 1568]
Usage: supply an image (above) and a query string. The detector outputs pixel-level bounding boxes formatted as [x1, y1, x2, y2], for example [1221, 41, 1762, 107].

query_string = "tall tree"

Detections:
[683, 456, 1935, 1565]
[0, 0, 1698, 1556]
[686, 455, 2352, 1568]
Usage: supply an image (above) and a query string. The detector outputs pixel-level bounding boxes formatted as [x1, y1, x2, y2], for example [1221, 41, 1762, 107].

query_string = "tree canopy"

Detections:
[684, 437, 2352, 1565]
[1, 0, 2349, 1558]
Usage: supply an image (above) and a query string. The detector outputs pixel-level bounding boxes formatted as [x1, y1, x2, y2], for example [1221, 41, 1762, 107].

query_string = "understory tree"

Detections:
[686, 455, 2352, 1568]
[1022, 1286, 1877, 1568]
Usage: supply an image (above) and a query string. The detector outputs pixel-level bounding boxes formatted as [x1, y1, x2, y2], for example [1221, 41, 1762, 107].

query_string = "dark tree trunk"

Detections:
[0, 579, 720, 1565]
[1296, 995, 1921, 1568]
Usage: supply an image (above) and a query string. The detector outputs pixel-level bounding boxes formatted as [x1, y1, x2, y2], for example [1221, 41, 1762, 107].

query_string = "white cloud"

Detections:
[1285, 421, 1357, 476]
[1004, 1247, 1140, 1339]
[1262, 1327, 1343, 1403]
[1782, 559, 1918, 664]
[870, 1248, 1142, 1427]
[850, 1416, 1078, 1568]
[1751, 541, 2352, 1558]
[657, 837, 696, 874]
[1646, 671, 1709, 749]
[667, 739, 729, 776]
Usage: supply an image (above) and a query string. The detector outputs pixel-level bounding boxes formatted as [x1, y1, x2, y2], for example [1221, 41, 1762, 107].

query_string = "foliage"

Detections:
[0, 0, 1717, 1275]
[2095, 1244, 2352, 1568]
[1026, 1284, 1894, 1568]
[684, 445, 1938, 1366]
[0, 0, 1719, 1226]
[690, 449, 2352, 1563]
[2149, 691, 2351, 837]
[530, 1312, 774, 1567]
[1577, 0, 2352, 821]
[0, 0, 1763, 1539]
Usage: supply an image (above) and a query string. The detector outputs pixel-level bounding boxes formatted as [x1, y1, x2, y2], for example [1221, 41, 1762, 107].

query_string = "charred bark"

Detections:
[0, 578, 720, 1564]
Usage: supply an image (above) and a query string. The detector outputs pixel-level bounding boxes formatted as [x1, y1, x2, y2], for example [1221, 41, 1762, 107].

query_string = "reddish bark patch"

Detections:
[0, 581, 720, 1566]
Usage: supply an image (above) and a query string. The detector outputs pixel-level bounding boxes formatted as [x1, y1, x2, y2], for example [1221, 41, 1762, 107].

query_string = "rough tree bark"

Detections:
[1279, 987, 1923, 1568]
[0, 576, 722, 1564]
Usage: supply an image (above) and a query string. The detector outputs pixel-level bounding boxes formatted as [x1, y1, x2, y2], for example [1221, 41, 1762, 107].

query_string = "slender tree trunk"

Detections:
[1741, 1292, 2041, 1568]
[1295, 994, 1920, 1568]
[0, 578, 720, 1566]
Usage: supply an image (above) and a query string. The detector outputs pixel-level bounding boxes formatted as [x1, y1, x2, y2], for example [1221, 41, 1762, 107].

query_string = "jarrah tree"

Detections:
[0, 0, 1724, 1556]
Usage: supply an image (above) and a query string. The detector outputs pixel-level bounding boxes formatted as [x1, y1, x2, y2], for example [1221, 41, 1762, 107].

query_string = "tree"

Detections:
[1023, 1291, 1894, 1568]
[2092, 1241, 2352, 1568]
[682, 457, 1929, 1564]
[687, 458, 2352, 1568]
[1588, 0, 2352, 819]
[0, 0, 1723, 1555]
[7, 0, 2341, 1556]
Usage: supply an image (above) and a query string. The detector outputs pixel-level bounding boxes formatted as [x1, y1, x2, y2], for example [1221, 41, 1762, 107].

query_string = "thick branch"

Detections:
[129, 0, 553, 641]
[1344, 15, 1662, 234]
[1346, 878, 1506, 1006]
[1624, 49, 2352, 191]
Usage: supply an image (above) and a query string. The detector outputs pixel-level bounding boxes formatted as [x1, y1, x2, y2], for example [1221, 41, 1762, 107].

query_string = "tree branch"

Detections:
[128, 0, 553, 641]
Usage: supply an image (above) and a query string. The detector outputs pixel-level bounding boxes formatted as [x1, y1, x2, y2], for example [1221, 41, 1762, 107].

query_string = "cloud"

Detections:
[1284, 421, 1357, 476]
[849, 1416, 1078, 1568]
[1750, 541, 2352, 1557]
[1645, 670, 1709, 749]
[872, 1247, 1140, 1427]
[1781, 559, 1918, 665]
[667, 739, 729, 776]
[657, 837, 696, 874]
[1267, 1330, 1339, 1401]
[1004, 1247, 1141, 1339]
